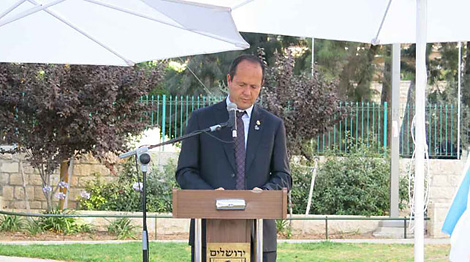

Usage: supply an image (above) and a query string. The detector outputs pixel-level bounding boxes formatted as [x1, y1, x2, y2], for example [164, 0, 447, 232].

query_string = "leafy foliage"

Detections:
[0, 215, 25, 232]
[163, 33, 309, 96]
[25, 219, 45, 236]
[290, 141, 408, 215]
[79, 159, 179, 213]
[107, 218, 137, 240]
[262, 50, 342, 160]
[276, 219, 292, 239]
[36, 208, 93, 234]
[0, 63, 164, 211]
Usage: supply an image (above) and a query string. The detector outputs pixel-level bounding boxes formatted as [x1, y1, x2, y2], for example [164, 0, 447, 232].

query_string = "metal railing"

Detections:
[0, 209, 428, 240]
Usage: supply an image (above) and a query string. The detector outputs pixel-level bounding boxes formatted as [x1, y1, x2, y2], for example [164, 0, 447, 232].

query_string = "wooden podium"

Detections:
[173, 189, 287, 262]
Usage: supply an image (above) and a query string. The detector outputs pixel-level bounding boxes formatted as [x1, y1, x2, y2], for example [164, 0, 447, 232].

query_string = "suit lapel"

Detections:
[214, 101, 237, 173]
[245, 105, 265, 175]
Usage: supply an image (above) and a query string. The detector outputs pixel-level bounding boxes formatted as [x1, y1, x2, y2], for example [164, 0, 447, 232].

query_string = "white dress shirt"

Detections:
[226, 96, 252, 149]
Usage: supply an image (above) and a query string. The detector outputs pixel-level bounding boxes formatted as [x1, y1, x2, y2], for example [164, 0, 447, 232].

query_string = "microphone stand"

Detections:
[119, 122, 229, 262]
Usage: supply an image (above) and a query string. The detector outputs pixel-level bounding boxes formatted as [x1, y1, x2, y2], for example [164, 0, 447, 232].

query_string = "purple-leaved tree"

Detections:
[0, 63, 163, 211]
[262, 50, 343, 161]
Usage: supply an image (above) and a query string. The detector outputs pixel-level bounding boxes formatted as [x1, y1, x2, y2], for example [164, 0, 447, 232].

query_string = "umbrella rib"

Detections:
[160, 0, 231, 11]
[372, 0, 393, 45]
[0, 0, 26, 21]
[231, 0, 254, 10]
[0, 0, 65, 28]
[25, 0, 135, 66]
[85, 0, 248, 48]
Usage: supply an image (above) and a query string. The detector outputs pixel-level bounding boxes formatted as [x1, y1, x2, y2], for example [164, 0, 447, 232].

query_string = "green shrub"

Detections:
[78, 159, 179, 213]
[25, 219, 44, 235]
[107, 217, 137, 240]
[0, 215, 25, 232]
[290, 164, 314, 214]
[36, 208, 92, 234]
[291, 142, 409, 216]
[276, 219, 292, 239]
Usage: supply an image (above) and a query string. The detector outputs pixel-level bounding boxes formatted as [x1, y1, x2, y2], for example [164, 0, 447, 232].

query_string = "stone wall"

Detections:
[400, 156, 468, 238]
[0, 151, 179, 211]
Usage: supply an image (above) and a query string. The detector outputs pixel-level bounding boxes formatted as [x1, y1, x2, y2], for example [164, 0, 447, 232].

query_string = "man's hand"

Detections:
[252, 187, 262, 192]
[215, 187, 225, 190]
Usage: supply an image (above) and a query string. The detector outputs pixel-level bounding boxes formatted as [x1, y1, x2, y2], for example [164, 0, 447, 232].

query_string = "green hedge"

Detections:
[291, 144, 408, 216]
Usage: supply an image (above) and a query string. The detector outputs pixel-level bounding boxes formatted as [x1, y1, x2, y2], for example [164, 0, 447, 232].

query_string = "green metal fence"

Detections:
[145, 95, 462, 158]
[400, 103, 460, 158]
[313, 101, 388, 156]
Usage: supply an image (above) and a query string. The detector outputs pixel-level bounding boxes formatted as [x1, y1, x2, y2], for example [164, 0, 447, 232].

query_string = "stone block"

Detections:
[11, 201, 26, 209]
[78, 176, 98, 187]
[74, 163, 108, 177]
[0, 154, 13, 161]
[14, 187, 24, 200]
[431, 175, 449, 187]
[0, 162, 18, 173]
[28, 175, 43, 186]
[14, 186, 34, 200]
[157, 217, 190, 235]
[447, 175, 463, 187]
[430, 186, 457, 201]
[70, 176, 79, 187]
[34, 186, 47, 201]
[9, 174, 24, 186]
[2, 200, 11, 209]
[21, 162, 35, 174]
[2, 186, 14, 200]
[0, 173, 8, 186]
[30, 201, 42, 209]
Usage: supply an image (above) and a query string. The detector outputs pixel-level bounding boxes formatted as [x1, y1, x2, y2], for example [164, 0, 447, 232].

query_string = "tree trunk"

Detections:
[19, 160, 32, 220]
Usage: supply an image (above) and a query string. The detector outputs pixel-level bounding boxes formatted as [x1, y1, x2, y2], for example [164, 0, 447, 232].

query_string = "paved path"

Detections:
[0, 256, 63, 262]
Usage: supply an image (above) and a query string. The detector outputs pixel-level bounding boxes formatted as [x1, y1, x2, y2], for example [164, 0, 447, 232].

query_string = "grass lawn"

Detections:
[0, 242, 450, 262]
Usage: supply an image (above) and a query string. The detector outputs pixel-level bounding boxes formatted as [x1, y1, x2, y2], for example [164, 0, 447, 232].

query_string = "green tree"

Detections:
[162, 32, 308, 96]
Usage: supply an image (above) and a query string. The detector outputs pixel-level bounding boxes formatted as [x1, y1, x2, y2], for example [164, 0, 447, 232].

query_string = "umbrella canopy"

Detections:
[192, 0, 469, 44]
[0, 0, 249, 66]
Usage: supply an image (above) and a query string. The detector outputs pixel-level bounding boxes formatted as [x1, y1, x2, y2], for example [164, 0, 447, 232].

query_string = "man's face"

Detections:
[227, 60, 263, 110]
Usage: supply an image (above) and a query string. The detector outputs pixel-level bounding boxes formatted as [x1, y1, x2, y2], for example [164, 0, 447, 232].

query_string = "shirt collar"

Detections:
[226, 96, 253, 118]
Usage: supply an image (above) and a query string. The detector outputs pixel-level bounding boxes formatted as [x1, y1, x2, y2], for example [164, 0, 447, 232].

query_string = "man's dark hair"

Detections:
[229, 54, 265, 81]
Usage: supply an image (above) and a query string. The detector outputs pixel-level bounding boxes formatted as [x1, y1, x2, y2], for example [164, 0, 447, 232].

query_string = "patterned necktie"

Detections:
[235, 111, 246, 190]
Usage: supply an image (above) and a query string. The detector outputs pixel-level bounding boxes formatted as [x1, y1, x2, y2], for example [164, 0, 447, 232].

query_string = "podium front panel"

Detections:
[172, 189, 287, 219]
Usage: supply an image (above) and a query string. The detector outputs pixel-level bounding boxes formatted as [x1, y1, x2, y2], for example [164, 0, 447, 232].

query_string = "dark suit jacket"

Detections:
[176, 100, 292, 252]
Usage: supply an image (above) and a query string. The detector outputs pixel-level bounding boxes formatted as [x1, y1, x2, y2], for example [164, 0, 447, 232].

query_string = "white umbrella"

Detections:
[189, 0, 469, 261]
[192, 0, 469, 44]
[0, 0, 249, 66]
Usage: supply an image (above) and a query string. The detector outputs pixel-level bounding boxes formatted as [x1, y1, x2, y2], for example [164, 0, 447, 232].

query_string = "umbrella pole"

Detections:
[415, 0, 427, 261]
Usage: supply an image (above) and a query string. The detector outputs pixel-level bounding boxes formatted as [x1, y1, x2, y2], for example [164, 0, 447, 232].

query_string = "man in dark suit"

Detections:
[176, 54, 292, 262]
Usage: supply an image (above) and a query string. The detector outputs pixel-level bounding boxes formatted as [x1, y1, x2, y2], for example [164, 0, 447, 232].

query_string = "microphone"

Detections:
[226, 102, 237, 138]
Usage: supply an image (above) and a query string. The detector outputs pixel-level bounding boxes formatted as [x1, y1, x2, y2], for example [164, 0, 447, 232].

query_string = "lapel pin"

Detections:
[255, 120, 261, 130]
